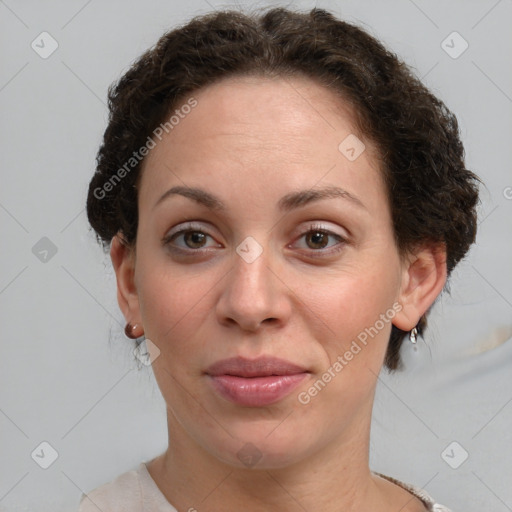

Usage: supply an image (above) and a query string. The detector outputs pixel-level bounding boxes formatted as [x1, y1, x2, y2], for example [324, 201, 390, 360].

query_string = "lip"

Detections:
[205, 356, 309, 407]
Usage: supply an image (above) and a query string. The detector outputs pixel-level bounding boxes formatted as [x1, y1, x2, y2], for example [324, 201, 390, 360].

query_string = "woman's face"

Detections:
[119, 75, 416, 469]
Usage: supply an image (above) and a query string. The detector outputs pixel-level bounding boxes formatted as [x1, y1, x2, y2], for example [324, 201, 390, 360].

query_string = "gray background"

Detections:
[1, 0, 511, 511]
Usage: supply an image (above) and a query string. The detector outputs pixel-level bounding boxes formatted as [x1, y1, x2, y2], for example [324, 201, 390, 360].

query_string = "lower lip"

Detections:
[208, 373, 308, 407]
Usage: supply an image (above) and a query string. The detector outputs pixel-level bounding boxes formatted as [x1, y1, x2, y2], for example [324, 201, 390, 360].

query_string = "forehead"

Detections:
[137, 74, 382, 210]
[168, 73, 361, 145]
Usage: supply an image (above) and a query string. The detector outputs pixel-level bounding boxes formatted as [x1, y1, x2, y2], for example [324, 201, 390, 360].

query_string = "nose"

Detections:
[215, 247, 291, 332]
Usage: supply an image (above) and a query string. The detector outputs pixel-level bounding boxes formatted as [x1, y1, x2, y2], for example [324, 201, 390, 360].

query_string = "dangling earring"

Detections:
[409, 327, 418, 344]
[125, 323, 144, 339]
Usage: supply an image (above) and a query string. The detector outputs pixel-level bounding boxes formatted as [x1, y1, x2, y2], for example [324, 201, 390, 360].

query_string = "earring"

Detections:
[409, 327, 418, 344]
[125, 323, 144, 339]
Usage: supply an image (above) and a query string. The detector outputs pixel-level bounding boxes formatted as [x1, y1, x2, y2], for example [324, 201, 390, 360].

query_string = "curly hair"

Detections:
[86, 7, 480, 371]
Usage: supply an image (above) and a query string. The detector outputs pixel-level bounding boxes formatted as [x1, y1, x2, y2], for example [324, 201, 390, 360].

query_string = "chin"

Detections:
[202, 424, 315, 471]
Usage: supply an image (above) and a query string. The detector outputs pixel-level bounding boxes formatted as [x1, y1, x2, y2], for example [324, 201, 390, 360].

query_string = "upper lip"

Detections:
[205, 356, 308, 377]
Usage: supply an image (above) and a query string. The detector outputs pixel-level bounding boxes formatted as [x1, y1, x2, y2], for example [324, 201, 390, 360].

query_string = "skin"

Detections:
[110, 74, 447, 512]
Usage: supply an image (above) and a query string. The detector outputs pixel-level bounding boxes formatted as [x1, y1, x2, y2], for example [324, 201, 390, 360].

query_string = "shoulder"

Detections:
[373, 472, 453, 512]
[78, 465, 142, 512]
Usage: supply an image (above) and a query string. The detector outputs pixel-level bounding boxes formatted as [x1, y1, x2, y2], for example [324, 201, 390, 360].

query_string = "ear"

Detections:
[393, 244, 447, 331]
[110, 234, 142, 326]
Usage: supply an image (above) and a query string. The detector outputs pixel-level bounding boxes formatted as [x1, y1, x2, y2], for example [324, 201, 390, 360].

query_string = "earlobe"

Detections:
[393, 244, 447, 332]
[110, 234, 142, 325]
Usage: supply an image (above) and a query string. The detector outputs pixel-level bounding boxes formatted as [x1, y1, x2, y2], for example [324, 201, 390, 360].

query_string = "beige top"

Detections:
[78, 460, 453, 511]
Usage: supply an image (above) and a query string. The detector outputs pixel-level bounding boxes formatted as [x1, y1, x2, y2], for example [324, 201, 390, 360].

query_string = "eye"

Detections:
[177, 230, 210, 249]
[162, 223, 221, 251]
[292, 224, 347, 255]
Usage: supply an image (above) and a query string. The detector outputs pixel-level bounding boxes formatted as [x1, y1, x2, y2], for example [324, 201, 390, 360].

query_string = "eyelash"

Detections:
[294, 223, 347, 257]
[162, 222, 347, 257]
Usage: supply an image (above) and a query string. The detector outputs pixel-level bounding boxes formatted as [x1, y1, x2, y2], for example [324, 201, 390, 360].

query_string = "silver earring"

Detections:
[409, 327, 418, 344]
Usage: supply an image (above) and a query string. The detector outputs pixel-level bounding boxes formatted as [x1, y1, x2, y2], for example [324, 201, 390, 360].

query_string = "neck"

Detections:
[148, 406, 389, 512]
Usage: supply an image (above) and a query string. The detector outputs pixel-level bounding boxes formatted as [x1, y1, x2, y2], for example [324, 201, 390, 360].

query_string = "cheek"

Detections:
[294, 275, 396, 420]
[306, 269, 397, 331]
[136, 265, 210, 354]
[137, 271, 212, 407]
[295, 258, 400, 368]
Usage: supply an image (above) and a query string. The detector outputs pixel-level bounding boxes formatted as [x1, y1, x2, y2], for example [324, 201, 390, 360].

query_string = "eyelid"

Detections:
[161, 221, 221, 247]
[289, 222, 349, 255]
[164, 221, 207, 238]
[297, 222, 349, 241]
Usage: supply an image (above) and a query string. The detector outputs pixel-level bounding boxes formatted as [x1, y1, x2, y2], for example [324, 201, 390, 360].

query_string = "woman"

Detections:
[81, 7, 479, 511]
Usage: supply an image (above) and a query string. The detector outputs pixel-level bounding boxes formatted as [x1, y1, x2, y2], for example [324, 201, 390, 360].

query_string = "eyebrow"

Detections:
[153, 185, 366, 212]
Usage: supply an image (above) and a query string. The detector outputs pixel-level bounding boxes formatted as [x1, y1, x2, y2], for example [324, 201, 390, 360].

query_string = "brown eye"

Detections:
[183, 231, 207, 248]
[292, 225, 347, 257]
[305, 231, 329, 249]
[163, 226, 220, 252]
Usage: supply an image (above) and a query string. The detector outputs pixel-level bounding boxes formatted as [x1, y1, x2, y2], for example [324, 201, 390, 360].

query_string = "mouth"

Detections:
[205, 356, 310, 407]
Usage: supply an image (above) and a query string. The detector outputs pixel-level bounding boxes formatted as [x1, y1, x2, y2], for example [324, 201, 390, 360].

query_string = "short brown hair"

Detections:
[86, 7, 480, 371]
